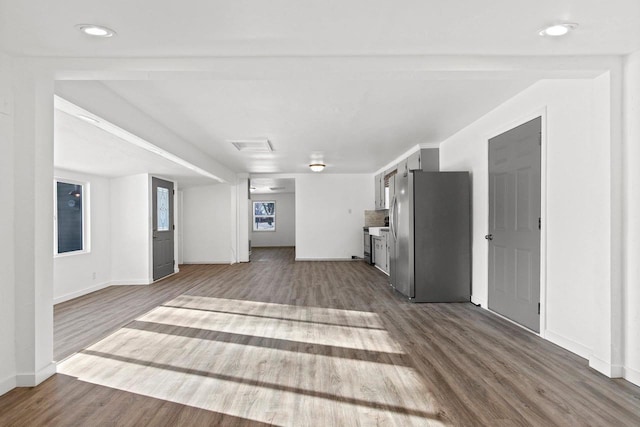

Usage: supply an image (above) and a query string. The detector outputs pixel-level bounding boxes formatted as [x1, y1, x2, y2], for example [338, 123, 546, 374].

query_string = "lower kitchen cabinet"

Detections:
[373, 231, 389, 275]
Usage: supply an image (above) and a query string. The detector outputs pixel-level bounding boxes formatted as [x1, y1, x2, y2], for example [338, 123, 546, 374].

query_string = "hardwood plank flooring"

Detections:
[1, 247, 639, 426]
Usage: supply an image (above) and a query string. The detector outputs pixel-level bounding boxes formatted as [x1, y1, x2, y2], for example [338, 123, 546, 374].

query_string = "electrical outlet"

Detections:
[92, 272, 96, 280]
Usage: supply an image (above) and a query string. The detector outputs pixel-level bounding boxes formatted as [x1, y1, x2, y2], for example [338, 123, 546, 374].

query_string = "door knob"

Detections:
[485, 234, 493, 240]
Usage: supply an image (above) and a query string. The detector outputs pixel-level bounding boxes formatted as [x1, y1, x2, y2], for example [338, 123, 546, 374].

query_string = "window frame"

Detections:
[54, 178, 90, 257]
[252, 200, 276, 232]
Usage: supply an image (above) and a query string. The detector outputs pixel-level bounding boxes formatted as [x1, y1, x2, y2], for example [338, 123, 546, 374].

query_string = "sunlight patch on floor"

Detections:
[57, 297, 445, 426]
[172, 295, 384, 328]
[140, 305, 403, 354]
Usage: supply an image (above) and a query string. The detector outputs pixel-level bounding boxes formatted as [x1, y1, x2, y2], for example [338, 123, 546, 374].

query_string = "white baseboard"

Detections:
[374, 265, 390, 276]
[544, 329, 591, 359]
[15, 362, 57, 387]
[294, 258, 356, 261]
[181, 261, 232, 265]
[589, 355, 624, 378]
[53, 281, 112, 304]
[470, 295, 487, 307]
[110, 279, 152, 286]
[623, 366, 640, 387]
[0, 374, 16, 396]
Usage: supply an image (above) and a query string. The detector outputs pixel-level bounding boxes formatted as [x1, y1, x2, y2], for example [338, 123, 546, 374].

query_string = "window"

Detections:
[253, 201, 276, 231]
[157, 186, 170, 231]
[55, 180, 87, 255]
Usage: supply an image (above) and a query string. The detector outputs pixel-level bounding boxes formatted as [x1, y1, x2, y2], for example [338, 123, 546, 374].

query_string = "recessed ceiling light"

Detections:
[538, 23, 578, 37]
[76, 24, 116, 38]
[309, 163, 326, 172]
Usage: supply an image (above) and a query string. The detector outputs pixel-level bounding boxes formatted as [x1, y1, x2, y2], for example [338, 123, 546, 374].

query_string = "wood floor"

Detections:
[1, 247, 639, 426]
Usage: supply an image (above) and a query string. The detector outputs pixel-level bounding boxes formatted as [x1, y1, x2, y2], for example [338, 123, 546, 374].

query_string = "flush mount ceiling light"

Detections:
[230, 139, 273, 152]
[75, 24, 116, 38]
[538, 22, 578, 37]
[309, 163, 326, 172]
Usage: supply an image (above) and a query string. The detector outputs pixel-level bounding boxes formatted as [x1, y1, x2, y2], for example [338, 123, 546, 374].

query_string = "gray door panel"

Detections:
[152, 177, 175, 281]
[488, 117, 541, 332]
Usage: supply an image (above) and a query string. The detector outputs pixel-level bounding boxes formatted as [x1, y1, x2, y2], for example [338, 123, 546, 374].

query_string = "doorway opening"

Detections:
[249, 178, 296, 261]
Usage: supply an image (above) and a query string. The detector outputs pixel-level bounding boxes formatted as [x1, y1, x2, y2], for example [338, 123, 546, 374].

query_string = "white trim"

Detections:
[486, 306, 540, 335]
[53, 281, 111, 304]
[374, 265, 389, 276]
[153, 271, 178, 283]
[181, 261, 234, 265]
[623, 366, 640, 387]
[15, 362, 57, 387]
[0, 375, 16, 397]
[294, 257, 358, 261]
[110, 279, 152, 286]
[543, 329, 591, 359]
[589, 355, 624, 378]
[471, 295, 487, 307]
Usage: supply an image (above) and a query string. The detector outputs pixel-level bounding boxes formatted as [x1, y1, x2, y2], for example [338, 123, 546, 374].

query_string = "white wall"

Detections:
[295, 174, 373, 260]
[53, 169, 112, 303]
[110, 173, 152, 284]
[182, 184, 234, 263]
[0, 53, 16, 395]
[439, 78, 612, 366]
[237, 175, 250, 262]
[624, 50, 640, 386]
[251, 193, 296, 247]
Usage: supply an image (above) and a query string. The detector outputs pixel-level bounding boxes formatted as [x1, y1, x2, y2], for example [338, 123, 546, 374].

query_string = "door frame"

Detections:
[484, 108, 548, 336]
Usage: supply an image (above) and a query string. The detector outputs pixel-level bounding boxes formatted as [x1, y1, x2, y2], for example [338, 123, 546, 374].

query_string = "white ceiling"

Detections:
[250, 178, 295, 195]
[54, 109, 219, 187]
[8, 1, 640, 177]
[1, 0, 639, 56]
[94, 78, 536, 173]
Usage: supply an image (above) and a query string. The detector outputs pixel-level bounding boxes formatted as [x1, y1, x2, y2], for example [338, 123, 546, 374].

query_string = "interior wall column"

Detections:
[12, 60, 56, 386]
[623, 50, 640, 386]
[588, 65, 625, 378]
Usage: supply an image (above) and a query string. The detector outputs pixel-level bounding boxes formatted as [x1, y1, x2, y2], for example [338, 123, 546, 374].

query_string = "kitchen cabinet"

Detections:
[373, 231, 389, 275]
[375, 148, 439, 210]
[374, 173, 385, 210]
[407, 148, 439, 171]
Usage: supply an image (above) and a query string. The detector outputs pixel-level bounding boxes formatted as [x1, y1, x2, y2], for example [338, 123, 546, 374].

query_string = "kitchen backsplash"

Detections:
[364, 210, 388, 226]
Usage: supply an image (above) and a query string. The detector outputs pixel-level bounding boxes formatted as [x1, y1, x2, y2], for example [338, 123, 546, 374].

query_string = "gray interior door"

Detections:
[152, 177, 175, 281]
[488, 117, 541, 332]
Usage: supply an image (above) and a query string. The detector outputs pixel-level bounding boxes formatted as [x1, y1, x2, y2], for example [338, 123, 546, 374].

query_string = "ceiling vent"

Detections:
[230, 139, 273, 152]
[269, 187, 285, 191]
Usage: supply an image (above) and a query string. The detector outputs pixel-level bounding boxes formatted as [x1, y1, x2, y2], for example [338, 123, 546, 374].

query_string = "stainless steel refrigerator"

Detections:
[389, 170, 470, 302]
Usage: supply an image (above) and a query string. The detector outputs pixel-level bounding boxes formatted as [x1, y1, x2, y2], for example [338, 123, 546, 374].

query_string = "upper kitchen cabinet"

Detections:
[375, 148, 439, 210]
[374, 172, 384, 210]
[408, 148, 439, 171]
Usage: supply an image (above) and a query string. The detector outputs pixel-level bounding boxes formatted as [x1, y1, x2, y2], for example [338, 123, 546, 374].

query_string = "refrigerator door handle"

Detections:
[390, 196, 398, 240]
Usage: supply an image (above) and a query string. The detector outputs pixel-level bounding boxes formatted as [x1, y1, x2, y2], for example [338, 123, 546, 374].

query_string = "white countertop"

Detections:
[369, 226, 389, 236]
